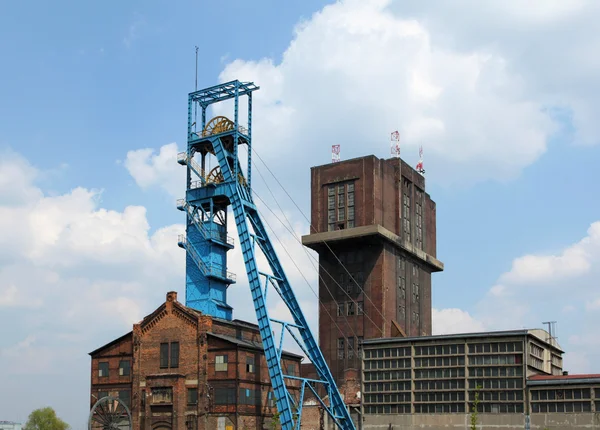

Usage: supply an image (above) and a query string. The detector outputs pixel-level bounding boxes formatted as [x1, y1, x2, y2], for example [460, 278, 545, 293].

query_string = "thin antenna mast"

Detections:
[542, 321, 557, 346]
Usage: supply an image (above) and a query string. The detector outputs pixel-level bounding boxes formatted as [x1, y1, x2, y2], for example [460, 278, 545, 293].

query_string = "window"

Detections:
[98, 362, 109, 377]
[118, 390, 131, 407]
[160, 343, 169, 368]
[214, 387, 236, 405]
[357, 301, 364, 315]
[347, 301, 355, 316]
[187, 388, 198, 405]
[287, 363, 296, 376]
[239, 388, 258, 406]
[170, 342, 179, 368]
[98, 390, 108, 400]
[357, 336, 363, 358]
[412, 265, 420, 304]
[338, 338, 345, 360]
[337, 302, 344, 316]
[268, 391, 276, 407]
[415, 189, 423, 250]
[327, 181, 356, 231]
[348, 337, 355, 360]
[246, 356, 255, 373]
[215, 355, 228, 372]
[119, 360, 130, 376]
[160, 342, 179, 369]
[151, 387, 173, 404]
[402, 179, 411, 242]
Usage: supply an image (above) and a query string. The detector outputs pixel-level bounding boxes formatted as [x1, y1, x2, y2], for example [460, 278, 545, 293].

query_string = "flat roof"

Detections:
[362, 329, 564, 352]
[528, 374, 600, 385]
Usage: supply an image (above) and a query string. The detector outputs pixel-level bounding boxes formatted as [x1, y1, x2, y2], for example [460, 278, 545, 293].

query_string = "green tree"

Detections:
[23, 407, 70, 430]
[470, 385, 482, 430]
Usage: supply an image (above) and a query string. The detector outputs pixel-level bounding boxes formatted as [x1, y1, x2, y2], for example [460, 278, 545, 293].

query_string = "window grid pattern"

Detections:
[531, 388, 595, 413]
[363, 340, 529, 415]
[327, 182, 355, 231]
[411, 265, 420, 328]
[402, 179, 411, 243]
[415, 189, 423, 250]
[397, 256, 406, 323]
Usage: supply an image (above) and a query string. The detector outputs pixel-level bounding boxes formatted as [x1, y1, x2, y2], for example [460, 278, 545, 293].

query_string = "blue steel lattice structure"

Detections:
[177, 80, 356, 430]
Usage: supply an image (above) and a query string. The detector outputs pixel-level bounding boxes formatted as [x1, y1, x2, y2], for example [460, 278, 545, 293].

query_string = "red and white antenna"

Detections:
[416, 145, 425, 175]
[390, 131, 400, 158]
[331, 144, 341, 163]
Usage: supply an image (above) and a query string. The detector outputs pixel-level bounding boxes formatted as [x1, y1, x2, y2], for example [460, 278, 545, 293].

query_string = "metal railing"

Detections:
[178, 234, 236, 282]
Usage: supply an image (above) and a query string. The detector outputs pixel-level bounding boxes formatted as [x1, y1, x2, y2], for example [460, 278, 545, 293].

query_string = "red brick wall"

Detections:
[309, 155, 439, 385]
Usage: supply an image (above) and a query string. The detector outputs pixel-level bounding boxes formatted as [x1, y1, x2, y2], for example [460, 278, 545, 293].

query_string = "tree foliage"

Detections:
[23, 407, 70, 430]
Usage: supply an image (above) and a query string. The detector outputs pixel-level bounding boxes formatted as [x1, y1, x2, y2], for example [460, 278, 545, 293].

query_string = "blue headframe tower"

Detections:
[177, 80, 356, 430]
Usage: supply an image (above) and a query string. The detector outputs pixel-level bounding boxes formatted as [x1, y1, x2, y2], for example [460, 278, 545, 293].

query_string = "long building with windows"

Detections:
[361, 329, 563, 417]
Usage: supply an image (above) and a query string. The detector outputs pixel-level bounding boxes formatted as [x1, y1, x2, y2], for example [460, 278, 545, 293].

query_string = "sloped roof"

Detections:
[88, 331, 132, 356]
[209, 332, 303, 359]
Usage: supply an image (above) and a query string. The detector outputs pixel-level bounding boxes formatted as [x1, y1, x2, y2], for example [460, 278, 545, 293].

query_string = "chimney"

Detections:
[166, 291, 178, 303]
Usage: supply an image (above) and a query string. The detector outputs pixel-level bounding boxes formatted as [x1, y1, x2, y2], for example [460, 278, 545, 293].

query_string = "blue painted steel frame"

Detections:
[183, 80, 355, 430]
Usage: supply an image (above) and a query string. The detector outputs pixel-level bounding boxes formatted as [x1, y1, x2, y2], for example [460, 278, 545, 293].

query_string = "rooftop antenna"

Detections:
[542, 321, 557, 346]
[332, 144, 341, 163]
[416, 145, 425, 175]
[390, 131, 400, 158]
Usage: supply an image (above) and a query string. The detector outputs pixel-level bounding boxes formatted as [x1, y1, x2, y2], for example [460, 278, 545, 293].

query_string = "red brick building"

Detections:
[89, 291, 301, 430]
[301, 155, 444, 384]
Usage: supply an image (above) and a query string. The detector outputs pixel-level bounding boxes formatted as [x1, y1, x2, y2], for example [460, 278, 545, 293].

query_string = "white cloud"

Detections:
[123, 142, 184, 198]
[432, 308, 485, 335]
[215, 0, 561, 186]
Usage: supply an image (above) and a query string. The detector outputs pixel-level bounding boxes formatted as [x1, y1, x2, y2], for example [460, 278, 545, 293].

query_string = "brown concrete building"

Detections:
[89, 291, 301, 430]
[301, 155, 444, 383]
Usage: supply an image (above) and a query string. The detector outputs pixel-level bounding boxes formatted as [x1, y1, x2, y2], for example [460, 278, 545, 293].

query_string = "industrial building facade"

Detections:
[302, 155, 444, 384]
[361, 330, 564, 416]
[89, 292, 301, 430]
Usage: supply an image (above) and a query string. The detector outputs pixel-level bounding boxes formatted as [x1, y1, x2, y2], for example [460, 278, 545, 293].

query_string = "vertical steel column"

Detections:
[247, 93, 252, 188]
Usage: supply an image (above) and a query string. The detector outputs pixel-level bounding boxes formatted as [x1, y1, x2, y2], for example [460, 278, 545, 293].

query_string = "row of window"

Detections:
[364, 342, 523, 359]
[531, 402, 593, 413]
[96, 390, 131, 407]
[470, 390, 524, 402]
[468, 354, 522, 366]
[364, 370, 411, 381]
[469, 366, 523, 378]
[414, 356, 465, 368]
[364, 347, 411, 359]
[364, 382, 411, 393]
[468, 342, 524, 354]
[468, 378, 523, 390]
[531, 388, 591, 401]
[415, 344, 466, 356]
[364, 393, 411, 404]
[415, 392, 465, 403]
[336, 301, 364, 317]
[364, 359, 410, 370]
[213, 387, 276, 407]
[415, 368, 465, 380]
[335, 272, 364, 297]
[337, 336, 363, 360]
[98, 360, 130, 377]
[415, 380, 465, 391]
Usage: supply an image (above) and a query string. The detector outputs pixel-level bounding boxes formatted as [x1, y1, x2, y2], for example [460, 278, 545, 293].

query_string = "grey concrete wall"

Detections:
[364, 413, 600, 429]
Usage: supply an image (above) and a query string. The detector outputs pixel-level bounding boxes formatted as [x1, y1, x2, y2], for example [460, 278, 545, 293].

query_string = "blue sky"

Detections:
[2, 0, 600, 427]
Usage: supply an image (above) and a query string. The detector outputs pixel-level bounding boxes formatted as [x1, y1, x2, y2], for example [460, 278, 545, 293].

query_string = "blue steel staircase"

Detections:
[179, 80, 356, 430]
